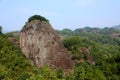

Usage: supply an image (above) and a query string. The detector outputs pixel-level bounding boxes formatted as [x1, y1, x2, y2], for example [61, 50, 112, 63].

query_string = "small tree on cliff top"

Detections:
[28, 15, 49, 22]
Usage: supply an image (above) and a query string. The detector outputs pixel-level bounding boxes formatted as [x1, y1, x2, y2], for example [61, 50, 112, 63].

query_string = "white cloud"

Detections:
[73, 0, 96, 8]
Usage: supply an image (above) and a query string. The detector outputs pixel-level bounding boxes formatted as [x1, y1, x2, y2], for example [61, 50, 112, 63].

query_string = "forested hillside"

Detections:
[0, 25, 120, 80]
[57, 27, 120, 45]
[0, 27, 64, 80]
[57, 27, 120, 79]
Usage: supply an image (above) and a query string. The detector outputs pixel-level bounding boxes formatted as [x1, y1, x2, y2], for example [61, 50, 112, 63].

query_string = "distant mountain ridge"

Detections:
[57, 26, 120, 36]
[112, 24, 120, 30]
[57, 26, 120, 45]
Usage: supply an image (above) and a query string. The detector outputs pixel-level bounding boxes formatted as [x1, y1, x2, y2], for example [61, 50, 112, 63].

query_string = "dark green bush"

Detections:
[57, 68, 63, 79]
[28, 15, 49, 22]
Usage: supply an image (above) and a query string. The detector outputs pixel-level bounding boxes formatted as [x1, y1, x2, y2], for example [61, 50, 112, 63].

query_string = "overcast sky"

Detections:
[0, 0, 120, 32]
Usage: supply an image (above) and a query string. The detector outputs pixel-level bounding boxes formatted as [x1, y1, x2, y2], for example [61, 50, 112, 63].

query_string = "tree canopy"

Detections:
[28, 15, 49, 22]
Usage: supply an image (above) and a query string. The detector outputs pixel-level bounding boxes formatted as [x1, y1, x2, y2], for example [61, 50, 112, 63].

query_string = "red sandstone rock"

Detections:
[20, 20, 73, 70]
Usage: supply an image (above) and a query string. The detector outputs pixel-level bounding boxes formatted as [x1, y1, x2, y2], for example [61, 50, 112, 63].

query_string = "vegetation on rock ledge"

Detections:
[28, 15, 49, 22]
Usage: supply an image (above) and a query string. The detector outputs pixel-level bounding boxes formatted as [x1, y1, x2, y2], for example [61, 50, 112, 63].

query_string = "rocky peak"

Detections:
[20, 16, 73, 70]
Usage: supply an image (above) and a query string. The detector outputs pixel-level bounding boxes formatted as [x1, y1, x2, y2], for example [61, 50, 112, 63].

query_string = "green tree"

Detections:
[57, 68, 63, 79]
[61, 28, 74, 36]
[27, 66, 58, 80]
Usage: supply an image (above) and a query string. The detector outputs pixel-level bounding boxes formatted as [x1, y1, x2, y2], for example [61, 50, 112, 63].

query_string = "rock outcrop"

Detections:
[81, 47, 95, 65]
[8, 36, 19, 46]
[20, 19, 73, 70]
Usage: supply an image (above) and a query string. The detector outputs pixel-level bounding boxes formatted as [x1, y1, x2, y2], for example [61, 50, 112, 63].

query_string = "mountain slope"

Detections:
[0, 32, 61, 80]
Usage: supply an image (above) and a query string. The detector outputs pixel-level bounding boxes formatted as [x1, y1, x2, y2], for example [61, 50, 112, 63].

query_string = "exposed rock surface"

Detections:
[20, 20, 73, 70]
[8, 36, 19, 46]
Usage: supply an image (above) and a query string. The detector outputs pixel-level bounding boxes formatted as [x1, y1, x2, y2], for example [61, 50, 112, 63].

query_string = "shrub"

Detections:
[28, 15, 49, 22]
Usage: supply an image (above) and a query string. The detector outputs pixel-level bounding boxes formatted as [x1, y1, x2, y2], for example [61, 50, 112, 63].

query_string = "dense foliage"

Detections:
[63, 36, 120, 80]
[0, 29, 63, 80]
[0, 26, 120, 79]
[58, 27, 120, 80]
[28, 15, 49, 22]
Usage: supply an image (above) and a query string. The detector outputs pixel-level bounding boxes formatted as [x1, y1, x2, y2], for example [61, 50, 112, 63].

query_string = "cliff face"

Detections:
[20, 20, 72, 70]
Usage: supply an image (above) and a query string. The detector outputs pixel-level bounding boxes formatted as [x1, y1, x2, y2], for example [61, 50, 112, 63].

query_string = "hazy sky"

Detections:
[0, 0, 120, 32]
